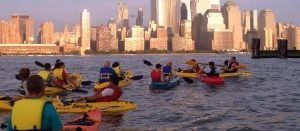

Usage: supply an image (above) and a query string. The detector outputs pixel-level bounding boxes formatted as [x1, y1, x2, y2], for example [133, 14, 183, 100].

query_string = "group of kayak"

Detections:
[148, 57, 251, 88]
[0, 60, 140, 131]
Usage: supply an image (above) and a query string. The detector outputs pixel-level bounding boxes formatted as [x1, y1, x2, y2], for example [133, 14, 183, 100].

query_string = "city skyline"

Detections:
[0, 0, 299, 32]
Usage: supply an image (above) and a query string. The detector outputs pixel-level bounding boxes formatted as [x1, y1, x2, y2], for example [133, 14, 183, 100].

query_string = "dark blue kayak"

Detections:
[149, 77, 180, 90]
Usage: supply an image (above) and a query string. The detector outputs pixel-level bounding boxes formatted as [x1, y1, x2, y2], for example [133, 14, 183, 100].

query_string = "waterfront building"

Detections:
[242, 10, 251, 35]
[125, 26, 144, 51]
[181, 0, 191, 20]
[190, 0, 211, 18]
[39, 21, 54, 44]
[97, 25, 118, 52]
[80, 9, 91, 53]
[258, 9, 277, 50]
[10, 15, 34, 44]
[150, 26, 168, 50]
[0, 21, 10, 44]
[222, 0, 245, 50]
[287, 26, 300, 50]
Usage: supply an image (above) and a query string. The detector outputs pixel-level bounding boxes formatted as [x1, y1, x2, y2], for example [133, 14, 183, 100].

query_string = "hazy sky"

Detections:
[0, 0, 299, 32]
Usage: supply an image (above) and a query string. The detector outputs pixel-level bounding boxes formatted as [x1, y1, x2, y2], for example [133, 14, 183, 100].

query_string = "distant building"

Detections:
[190, 0, 211, 18]
[0, 21, 10, 44]
[97, 25, 118, 52]
[287, 26, 300, 50]
[208, 29, 234, 51]
[136, 8, 143, 26]
[150, 26, 168, 50]
[54, 24, 79, 46]
[242, 11, 251, 35]
[250, 10, 258, 30]
[222, 0, 245, 50]
[108, 19, 117, 38]
[180, 0, 191, 20]
[180, 20, 192, 39]
[90, 26, 98, 51]
[125, 26, 144, 51]
[39, 21, 54, 44]
[117, 2, 129, 29]
[258, 9, 277, 50]
[10, 15, 34, 44]
[80, 9, 91, 53]
[172, 35, 195, 51]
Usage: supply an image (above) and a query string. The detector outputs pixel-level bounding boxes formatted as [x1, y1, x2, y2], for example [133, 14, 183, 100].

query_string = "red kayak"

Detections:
[63, 110, 102, 131]
[198, 74, 225, 85]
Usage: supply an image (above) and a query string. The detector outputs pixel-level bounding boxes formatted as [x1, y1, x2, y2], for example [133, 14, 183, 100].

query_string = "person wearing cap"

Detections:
[151, 64, 163, 82]
[203, 62, 220, 77]
[37, 63, 53, 86]
[7, 75, 62, 131]
[162, 62, 173, 82]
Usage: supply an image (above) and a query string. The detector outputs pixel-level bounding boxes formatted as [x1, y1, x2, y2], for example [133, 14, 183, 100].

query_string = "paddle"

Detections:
[35, 61, 45, 67]
[81, 75, 144, 86]
[1, 123, 7, 129]
[143, 60, 153, 66]
[176, 68, 194, 84]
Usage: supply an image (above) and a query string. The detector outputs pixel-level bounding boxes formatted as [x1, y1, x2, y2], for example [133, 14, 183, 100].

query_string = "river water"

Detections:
[0, 54, 299, 131]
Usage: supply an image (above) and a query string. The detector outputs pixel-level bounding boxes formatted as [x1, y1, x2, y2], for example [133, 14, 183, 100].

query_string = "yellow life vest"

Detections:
[11, 97, 49, 130]
[53, 68, 64, 80]
[38, 70, 50, 81]
[113, 66, 122, 77]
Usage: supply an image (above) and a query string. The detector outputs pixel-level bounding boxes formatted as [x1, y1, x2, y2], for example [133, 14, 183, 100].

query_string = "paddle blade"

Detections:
[81, 81, 93, 86]
[15, 75, 22, 80]
[130, 75, 143, 80]
[0, 96, 13, 101]
[143, 60, 153, 66]
[183, 78, 194, 84]
[71, 88, 88, 94]
[35, 61, 45, 67]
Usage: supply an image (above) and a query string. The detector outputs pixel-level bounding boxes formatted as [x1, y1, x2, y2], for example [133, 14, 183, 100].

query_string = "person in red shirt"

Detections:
[151, 64, 163, 82]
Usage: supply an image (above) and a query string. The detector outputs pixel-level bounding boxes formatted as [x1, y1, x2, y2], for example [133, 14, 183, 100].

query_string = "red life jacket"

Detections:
[96, 84, 122, 102]
[151, 69, 161, 82]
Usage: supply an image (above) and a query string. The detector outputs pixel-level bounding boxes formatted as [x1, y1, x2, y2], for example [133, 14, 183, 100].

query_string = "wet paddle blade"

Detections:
[71, 88, 88, 94]
[143, 60, 153, 66]
[130, 75, 143, 80]
[35, 61, 45, 67]
[183, 78, 194, 84]
[81, 81, 93, 86]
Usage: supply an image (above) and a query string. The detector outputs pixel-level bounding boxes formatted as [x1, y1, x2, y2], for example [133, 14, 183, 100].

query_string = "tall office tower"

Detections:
[190, 0, 211, 18]
[222, 0, 245, 50]
[136, 8, 144, 26]
[211, 0, 221, 10]
[117, 2, 129, 29]
[0, 21, 10, 44]
[151, 0, 157, 21]
[108, 18, 117, 38]
[287, 26, 300, 50]
[258, 9, 277, 50]
[39, 21, 54, 44]
[10, 15, 34, 44]
[125, 26, 145, 51]
[73, 24, 81, 46]
[156, 0, 180, 34]
[242, 11, 251, 35]
[80, 9, 91, 52]
[250, 10, 258, 30]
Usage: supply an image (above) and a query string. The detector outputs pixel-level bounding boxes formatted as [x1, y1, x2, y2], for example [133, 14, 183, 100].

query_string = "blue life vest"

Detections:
[99, 67, 112, 82]
[162, 66, 172, 76]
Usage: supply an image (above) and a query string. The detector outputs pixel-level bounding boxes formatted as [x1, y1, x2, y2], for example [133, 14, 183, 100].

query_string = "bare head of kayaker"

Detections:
[224, 57, 240, 73]
[203, 62, 219, 77]
[17, 68, 30, 81]
[188, 59, 201, 73]
[7, 75, 63, 131]
[151, 63, 163, 82]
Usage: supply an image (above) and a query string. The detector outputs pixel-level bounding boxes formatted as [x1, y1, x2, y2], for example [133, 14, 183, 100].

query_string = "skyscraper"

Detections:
[250, 10, 258, 30]
[258, 9, 277, 50]
[190, 0, 211, 18]
[117, 2, 129, 29]
[181, 0, 191, 20]
[155, 0, 180, 34]
[80, 9, 91, 52]
[222, 0, 245, 50]
[0, 21, 10, 44]
[242, 11, 251, 35]
[136, 8, 143, 26]
[10, 15, 34, 44]
[151, 0, 157, 22]
[39, 21, 54, 44]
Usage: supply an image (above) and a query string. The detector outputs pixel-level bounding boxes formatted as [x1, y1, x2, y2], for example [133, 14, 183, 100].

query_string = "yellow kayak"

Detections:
[94, 71, 133, 90]
[175, 71, 252, 78]
[20, 73, 83, 96]
[0, 99, 137, 115]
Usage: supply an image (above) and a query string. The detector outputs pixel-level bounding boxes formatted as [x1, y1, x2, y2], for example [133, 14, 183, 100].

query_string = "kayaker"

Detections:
[16, 68, 31, 95]
[6, 75, 62, 131]
[203, 62, 220, 77]
[151, 63, 162, 82]
[79, 83, 122, 102]
[112, 61, 124, 80]
[52, 62, 71, 88]
[224, 57, 239, 73]
[162, 62, 173, 82]
[99, 61, 118, 86]
[37, 63, 53, 85]
[185, 59, 202, 73]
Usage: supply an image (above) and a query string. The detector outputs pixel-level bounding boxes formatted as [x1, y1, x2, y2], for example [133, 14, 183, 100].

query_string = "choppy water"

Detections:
[0, 54, 300, 131]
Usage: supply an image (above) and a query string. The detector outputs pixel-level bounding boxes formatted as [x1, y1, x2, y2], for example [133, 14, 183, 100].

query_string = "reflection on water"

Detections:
[0, 54, 300, 130]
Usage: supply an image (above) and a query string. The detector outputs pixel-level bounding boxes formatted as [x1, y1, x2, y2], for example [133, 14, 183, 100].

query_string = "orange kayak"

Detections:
[63, 110, 102, 131]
